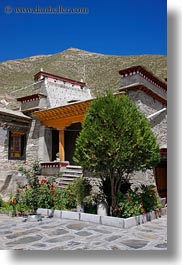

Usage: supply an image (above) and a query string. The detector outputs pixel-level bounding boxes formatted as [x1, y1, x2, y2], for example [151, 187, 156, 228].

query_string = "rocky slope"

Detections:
[0, 48, 167, 108]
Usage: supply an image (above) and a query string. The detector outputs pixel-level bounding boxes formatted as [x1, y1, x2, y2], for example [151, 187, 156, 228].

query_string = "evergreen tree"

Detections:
[74, 93, 160, 214]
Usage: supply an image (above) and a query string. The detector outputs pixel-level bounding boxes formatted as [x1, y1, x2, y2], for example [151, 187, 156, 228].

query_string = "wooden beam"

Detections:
[34, 99, 92, 122]
[59, 130, 65, 161]
[42, 114, 85, 130]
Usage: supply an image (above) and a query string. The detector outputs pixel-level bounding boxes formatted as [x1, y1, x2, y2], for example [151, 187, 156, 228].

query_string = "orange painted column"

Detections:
[59, 129, 65, 161]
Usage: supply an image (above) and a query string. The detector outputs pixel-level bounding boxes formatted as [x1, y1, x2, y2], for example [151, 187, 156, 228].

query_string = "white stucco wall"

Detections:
[39, 78, 92, 108]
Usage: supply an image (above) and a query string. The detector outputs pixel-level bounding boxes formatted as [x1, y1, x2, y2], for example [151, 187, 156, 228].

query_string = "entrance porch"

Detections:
[34, 99, 92, 164]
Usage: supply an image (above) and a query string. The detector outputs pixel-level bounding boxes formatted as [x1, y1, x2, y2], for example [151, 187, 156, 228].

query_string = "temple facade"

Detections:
[0, 66, 167, 199]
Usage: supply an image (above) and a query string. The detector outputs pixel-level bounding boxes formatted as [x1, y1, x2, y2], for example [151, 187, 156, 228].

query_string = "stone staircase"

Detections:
[58, 165, 83, 189]
[0, 171, 19, 200]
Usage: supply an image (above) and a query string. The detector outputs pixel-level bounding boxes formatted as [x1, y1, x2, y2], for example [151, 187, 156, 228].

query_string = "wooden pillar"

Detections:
[59, 129, 65, 161]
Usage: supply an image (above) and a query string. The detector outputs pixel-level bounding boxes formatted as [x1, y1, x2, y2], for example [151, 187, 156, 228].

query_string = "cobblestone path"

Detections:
[0, 214, 167, 250]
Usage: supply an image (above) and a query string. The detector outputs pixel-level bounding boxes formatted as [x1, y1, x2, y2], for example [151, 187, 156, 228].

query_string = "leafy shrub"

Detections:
[11, 161, 68, 215]
[73, 177, 91, 205]
[18, 181, 67, 213]
[61, 177, 92, 209]
[140, 184, 162, 212]
[0, 196, 3, 207]
[15, 188, 32, 215]
[63, 183, 77, 209]
[38, 184, 54, 209]
[115, 185, 162, 218]
[84, 204, 97, 214]
[116, 188, 142, 218]
[0, 201, 12, 212]
[38, 182, 67, 210]
[52, 187, 67, 210]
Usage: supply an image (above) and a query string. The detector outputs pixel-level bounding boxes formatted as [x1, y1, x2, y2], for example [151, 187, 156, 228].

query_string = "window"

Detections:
[8, 131, 26, 160]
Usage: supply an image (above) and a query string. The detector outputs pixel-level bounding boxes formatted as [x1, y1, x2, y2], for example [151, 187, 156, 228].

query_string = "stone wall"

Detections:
[0, 118, 46, 199]
[0, 128, 10, 170]
[151, 112, 167, 148]
[20, 98, 39, 111]
[127, 90, 167, 147]
[126, 90, 167, 189]
[25, 119, 40, 163]
[0, 118, 43, 171]
[42, 78, 92, 108]
[0, 126, 33, 173]
[38, 125, 52, 162]
[0, 127, 27, 200]
[19, 119, 53, 164]
[128, 90, 163, 115]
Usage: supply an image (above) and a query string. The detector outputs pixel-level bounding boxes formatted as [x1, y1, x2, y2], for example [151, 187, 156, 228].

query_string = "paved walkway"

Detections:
[0, 214, 167, 250]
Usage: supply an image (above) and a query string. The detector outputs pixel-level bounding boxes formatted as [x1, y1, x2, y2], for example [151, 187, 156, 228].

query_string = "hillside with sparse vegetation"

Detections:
[0, 48, 167, 109]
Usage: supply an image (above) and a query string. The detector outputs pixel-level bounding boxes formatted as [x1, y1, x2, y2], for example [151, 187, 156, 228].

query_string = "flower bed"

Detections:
[37, 207, 167, 229]
[0, 161, 165, 221]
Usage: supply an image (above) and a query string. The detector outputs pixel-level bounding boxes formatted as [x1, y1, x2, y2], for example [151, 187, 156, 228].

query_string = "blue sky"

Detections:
[0, 0, 167, 62]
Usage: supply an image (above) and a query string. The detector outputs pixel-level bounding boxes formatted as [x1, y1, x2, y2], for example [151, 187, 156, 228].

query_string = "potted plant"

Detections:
[56, 152, 60, 161]
[18, 165, 24, 177]
[83, 191, 108, 215]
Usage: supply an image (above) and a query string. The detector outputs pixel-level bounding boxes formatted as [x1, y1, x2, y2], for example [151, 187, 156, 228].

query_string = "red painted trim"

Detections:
[16, 93, 46, 102]
[119, 65, 167, 91]
[40, 161, 69, 168]
[34, 71, 86, 87]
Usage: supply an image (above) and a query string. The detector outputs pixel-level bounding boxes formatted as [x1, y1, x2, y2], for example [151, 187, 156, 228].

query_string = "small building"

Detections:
[118, 66, 167, 198]
[0, 66, 167, 199]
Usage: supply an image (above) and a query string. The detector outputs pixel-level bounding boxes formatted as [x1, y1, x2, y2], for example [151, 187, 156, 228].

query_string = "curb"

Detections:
[37, 207, 167, 229]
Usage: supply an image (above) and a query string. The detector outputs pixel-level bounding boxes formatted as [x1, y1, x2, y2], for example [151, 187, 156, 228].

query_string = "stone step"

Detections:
[57, 183, 71, 189]
[62, 173, 82, 178]
[60, 165, 83, 189]
[63, 169, 83, 174]
[59, 177, 78, 182]
[58, 181, 72, 185]
[66, 165, 82, 170]
[39, 164, 83, 189]
[58, 173, 81, 189]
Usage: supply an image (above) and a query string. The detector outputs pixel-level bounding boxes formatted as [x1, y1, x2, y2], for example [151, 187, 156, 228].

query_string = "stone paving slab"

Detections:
[0, 214, 167, 250]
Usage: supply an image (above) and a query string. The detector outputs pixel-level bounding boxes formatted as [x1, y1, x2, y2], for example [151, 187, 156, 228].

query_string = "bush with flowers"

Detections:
[10, 161, 67, 216]
[115, 188, 142, 218]
[38, 177, 67, 210]
[115, 185, 162, 218]
[6, 161, 162, 218]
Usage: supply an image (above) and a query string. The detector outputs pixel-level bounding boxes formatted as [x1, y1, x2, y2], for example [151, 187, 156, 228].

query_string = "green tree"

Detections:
[74, 93, 160, 214]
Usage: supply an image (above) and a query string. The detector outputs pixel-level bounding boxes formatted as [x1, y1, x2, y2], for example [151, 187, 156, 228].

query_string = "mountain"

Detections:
[0, 48, 167, 108]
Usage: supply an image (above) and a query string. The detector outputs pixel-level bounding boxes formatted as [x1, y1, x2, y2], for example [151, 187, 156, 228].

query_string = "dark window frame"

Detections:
[8, 130, 26, 160]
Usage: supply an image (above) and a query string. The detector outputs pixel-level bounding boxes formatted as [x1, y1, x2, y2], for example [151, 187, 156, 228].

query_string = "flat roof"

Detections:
[119, 65, 167, 91]
[34, 71, 86, 87]
[0, 107, 32, 121]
